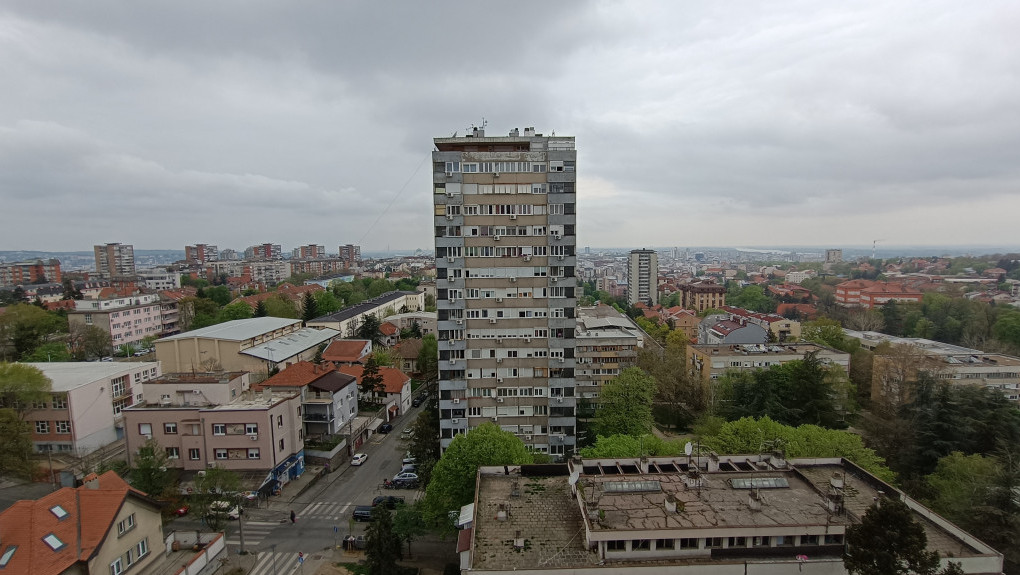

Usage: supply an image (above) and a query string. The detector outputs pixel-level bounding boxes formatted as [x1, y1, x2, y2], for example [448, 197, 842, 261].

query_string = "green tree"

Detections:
[578, 433, 683, 458]
[360, 354, 385, 398]
[592, 367, 657, 438]
[637, 335, 704, 431]
[129, 439, 174, 497]
[0, 304, 67, 361]
[421, 423, 533, 527]
[195, 466, 242, 532]
[728, 285, 775, 313]
[801, 318, 848, 350]
[253, 300, 268, 317]
[416, 334, 439, 389]
[263, 294, 299, 319]
[393, 504, 427, 558]
[367, 279, 393, 298]
[371, 349, 395, 367]
[844, 498, 940, 575]
[408, 393, 441, 486]
[0, 362, 53, 420]
[218, 301, 253, 322]
[60, 277, 83, 300]
[357, 313, 383, 343]
[925, 452, 999, 532]
[313, 290, 343, 316]
[301, 291, 319, 322]
[23, 342, 72, 362]
[993, 312, 1020, 349]
[365, 505, 402, 574]
[0, 408, 36, 478]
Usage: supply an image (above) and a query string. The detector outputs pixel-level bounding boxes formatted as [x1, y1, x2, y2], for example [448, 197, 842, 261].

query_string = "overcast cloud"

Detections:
[1, 1, 1018, 253]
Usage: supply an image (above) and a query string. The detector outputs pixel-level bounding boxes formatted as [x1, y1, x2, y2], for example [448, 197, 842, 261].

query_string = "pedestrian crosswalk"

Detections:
[225, 520, 278, 548]
[298, 501, 351, 521]
[249, 551, 303, 575]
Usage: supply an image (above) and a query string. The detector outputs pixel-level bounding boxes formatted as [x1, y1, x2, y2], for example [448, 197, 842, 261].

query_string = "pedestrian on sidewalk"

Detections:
[290, 509, 296, 524]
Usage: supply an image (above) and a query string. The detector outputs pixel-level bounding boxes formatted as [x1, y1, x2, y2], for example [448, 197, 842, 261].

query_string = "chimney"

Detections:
[83, 473, 100, 490]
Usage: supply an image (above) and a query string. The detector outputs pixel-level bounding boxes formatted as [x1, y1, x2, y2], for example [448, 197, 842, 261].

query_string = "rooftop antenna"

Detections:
[872, 239, 884, 260]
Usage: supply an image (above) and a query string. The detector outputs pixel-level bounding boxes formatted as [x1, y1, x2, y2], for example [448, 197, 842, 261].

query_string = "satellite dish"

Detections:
[568, 470, 579, 486]
[684, 442, 693, 456]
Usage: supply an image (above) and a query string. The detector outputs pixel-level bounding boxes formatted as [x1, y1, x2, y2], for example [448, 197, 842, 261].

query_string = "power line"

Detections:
[357, 154, 430, 247]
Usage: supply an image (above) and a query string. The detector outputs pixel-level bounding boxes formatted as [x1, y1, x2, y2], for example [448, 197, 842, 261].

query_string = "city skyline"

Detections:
[2, 2, 1019, 251]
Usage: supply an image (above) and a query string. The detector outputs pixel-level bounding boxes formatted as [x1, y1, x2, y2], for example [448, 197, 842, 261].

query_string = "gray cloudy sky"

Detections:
[2, 1, 1018, 253]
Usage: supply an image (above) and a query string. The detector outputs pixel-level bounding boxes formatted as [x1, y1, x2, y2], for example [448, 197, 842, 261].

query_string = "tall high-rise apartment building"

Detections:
[627, 248, 658, 306]
[293, 244, 326, 259]
[432, 126, 578, 459]
[244, 243, 282, 261]
[184, 244, 218, 264]
[338, 244, 361, 268]
[93, 243, 135, 279]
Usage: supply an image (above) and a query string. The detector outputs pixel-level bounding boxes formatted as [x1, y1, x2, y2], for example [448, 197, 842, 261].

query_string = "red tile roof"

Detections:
[337, 364, 410, 395]
[379, 322, 398, 336]
[261, 361, 337, 387]
[322, 340, 372, 363]
[0, 471, 158, 575]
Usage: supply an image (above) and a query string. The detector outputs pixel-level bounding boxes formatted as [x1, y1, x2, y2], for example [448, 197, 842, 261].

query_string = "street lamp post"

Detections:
[236, 494, 246, 555]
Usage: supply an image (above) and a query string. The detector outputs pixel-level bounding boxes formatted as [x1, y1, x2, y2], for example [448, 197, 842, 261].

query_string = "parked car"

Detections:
[400, 428, 414, 440]
[353, 505, 375, 522]
[173, 504, 190, 517]
[206, 500, 241, 520]
[379, 423, 393, 434]
[133, 349, 150, 356]
[411, 395, 425, 408]
[402, 454, 416, 465]
[351, 453, 368, 466]
[400, 464, 417, 474]
[372, 495, 405, 509]
[393, 472, 418, 483]
[100, 356, 113, 362]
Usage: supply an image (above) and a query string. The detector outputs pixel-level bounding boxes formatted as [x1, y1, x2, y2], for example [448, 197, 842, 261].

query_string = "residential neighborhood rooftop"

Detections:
[241, 327, 340, 361]
[25, 362, 160, 392]
[160, 317, 300, 341]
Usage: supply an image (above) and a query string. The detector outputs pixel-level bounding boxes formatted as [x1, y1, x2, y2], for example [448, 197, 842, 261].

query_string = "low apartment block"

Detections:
[574, 305, 643, 401]
[124, 382, 305, 482]
[0, 258, 62, 287]
[260, 362, 359, 439]
[835, 279, 923, 308]
[720, 306, 801, 341]
[67, 293, 163, 349]
[677, 281, 726, 313]
[844, 329, 1020, 404]
[24, 362, 162, 456]
[306, 291, 425, 337]
[688, 343, 850, 386]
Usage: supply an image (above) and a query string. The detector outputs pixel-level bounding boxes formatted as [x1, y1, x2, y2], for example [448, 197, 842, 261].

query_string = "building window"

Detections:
[51, 395, 67, 409]
[55, 421, 71, 434]
[679, 538, 698, 549]
[31, 401, 47, 409]
[245, 423, 258, 435]
[277, 415, 283, 428]
[215, 449, 228, 460]
[136, 537, 149, 558]
[0, 546, 17, 568]
[117, 514, 136, 536]
[166, 447, 179, 459]
[213, 424, 226, 435]
[164, 423, 177, 434]
[279, 438, 285, 452]
[606, 540, 626, 552]
[753, 536, 771, 547]
[632, 539, 650, 551]
[824, 534, 843, 545]
[50, 505, 69, 520]
[801, 535, 819, 545]
[728, 536, 746, 548]
[248, 448, 260, 459]
[776, 535, 794, 546]
[189, 448, 201, 460]
[35, 421, 50, 434]
[110, 558, 123, 575]
[655, 538, 675, 550]
[138, 423, 152, 438]
[705, 537, 723, 548]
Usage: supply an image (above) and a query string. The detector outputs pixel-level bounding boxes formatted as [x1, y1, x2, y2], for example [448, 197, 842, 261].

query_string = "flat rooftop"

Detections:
[26, 362, 160, 392]
[241, 327, 339, 360]
[160, 317, 299, 341]
[690, 343, 838, 356]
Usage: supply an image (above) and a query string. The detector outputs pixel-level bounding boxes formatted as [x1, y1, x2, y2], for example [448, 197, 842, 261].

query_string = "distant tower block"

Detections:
[825, 249, 843, 264]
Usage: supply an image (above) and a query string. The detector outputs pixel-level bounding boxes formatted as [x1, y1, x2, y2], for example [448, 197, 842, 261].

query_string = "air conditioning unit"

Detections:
[249, 434, 258, 441]
[496, 358, 502, 363]
[509, 277, 516, 282]
[489, 318, 497, 324]
[557, 255, 564, 261]
[449, 358, 457, 365]
[524, 338, 531, 343]
[452, 418, 459, 424]
[492, 416, 498, 421]
[449, 298, 457, 303]
[446, 171, 454, 177]
[496, 338, 502, 343]
[524, 255, 532, 261]
[552, 234, 561, 241]
[559, 357, 565, 363]
[445, 191, 454, 197]
[497, 397, 504, 403]
[452, 398, 460, 404]
[494, 235, 501, 241]
[456, 319, 463, 325]
[192, 390, 201, 394]
[551, 277, 558, 283]
[525, 435, 532, 441]
[445, 276, 454, 282]
[448, 256, 455, 263]
[556, 397, 563, 403]
[446, 214, 454, 220]
[497, 378, 504, 383]
[207, 462, 217, 468]
[496, 297, 503, 303]
[494, 172, 500, 178]
[510, 214, 517, 220]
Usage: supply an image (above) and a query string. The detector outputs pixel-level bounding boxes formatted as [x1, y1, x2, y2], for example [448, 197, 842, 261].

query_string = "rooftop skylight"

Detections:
[42, 534, 65, 551]
[730, 477, 790, 489]
[603, 480, 661, 493]
[49, 505, 69, 520]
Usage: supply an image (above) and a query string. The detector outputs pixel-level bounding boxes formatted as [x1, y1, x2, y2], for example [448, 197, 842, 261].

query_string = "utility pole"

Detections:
[236, 494, 246, 554]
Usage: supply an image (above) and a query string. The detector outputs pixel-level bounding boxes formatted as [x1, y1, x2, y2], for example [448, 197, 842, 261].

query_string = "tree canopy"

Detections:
[592, 367, 657, 438]
[0, 362, 53, 419]
[844, 498, 944, 575]
[421, 423, 533, 526]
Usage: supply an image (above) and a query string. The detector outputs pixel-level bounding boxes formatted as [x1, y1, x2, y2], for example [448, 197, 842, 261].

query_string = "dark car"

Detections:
[411, 395, 425, 408]
[353, 506, 375, 522]
[379, 423, 393, 434]
[372, 495, 405, 509]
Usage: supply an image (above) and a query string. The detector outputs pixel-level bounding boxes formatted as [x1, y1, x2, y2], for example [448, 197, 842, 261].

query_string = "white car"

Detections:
[207, 500, 241, 520]
[351, 453, 368, 466]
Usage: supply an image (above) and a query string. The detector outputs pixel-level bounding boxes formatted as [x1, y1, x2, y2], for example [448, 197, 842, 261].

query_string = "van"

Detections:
[353, 506, 375, 522]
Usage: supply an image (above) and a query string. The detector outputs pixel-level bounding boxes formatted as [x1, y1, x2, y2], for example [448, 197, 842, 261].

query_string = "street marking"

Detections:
[249, 551, 300, 575]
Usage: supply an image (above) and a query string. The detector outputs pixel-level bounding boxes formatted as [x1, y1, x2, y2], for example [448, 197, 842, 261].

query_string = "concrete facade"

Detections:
[68, 293, 163, 349]
[432, 127, 578, 458]
[93, 243, 135, 279]
[627, 249, 658, 306]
